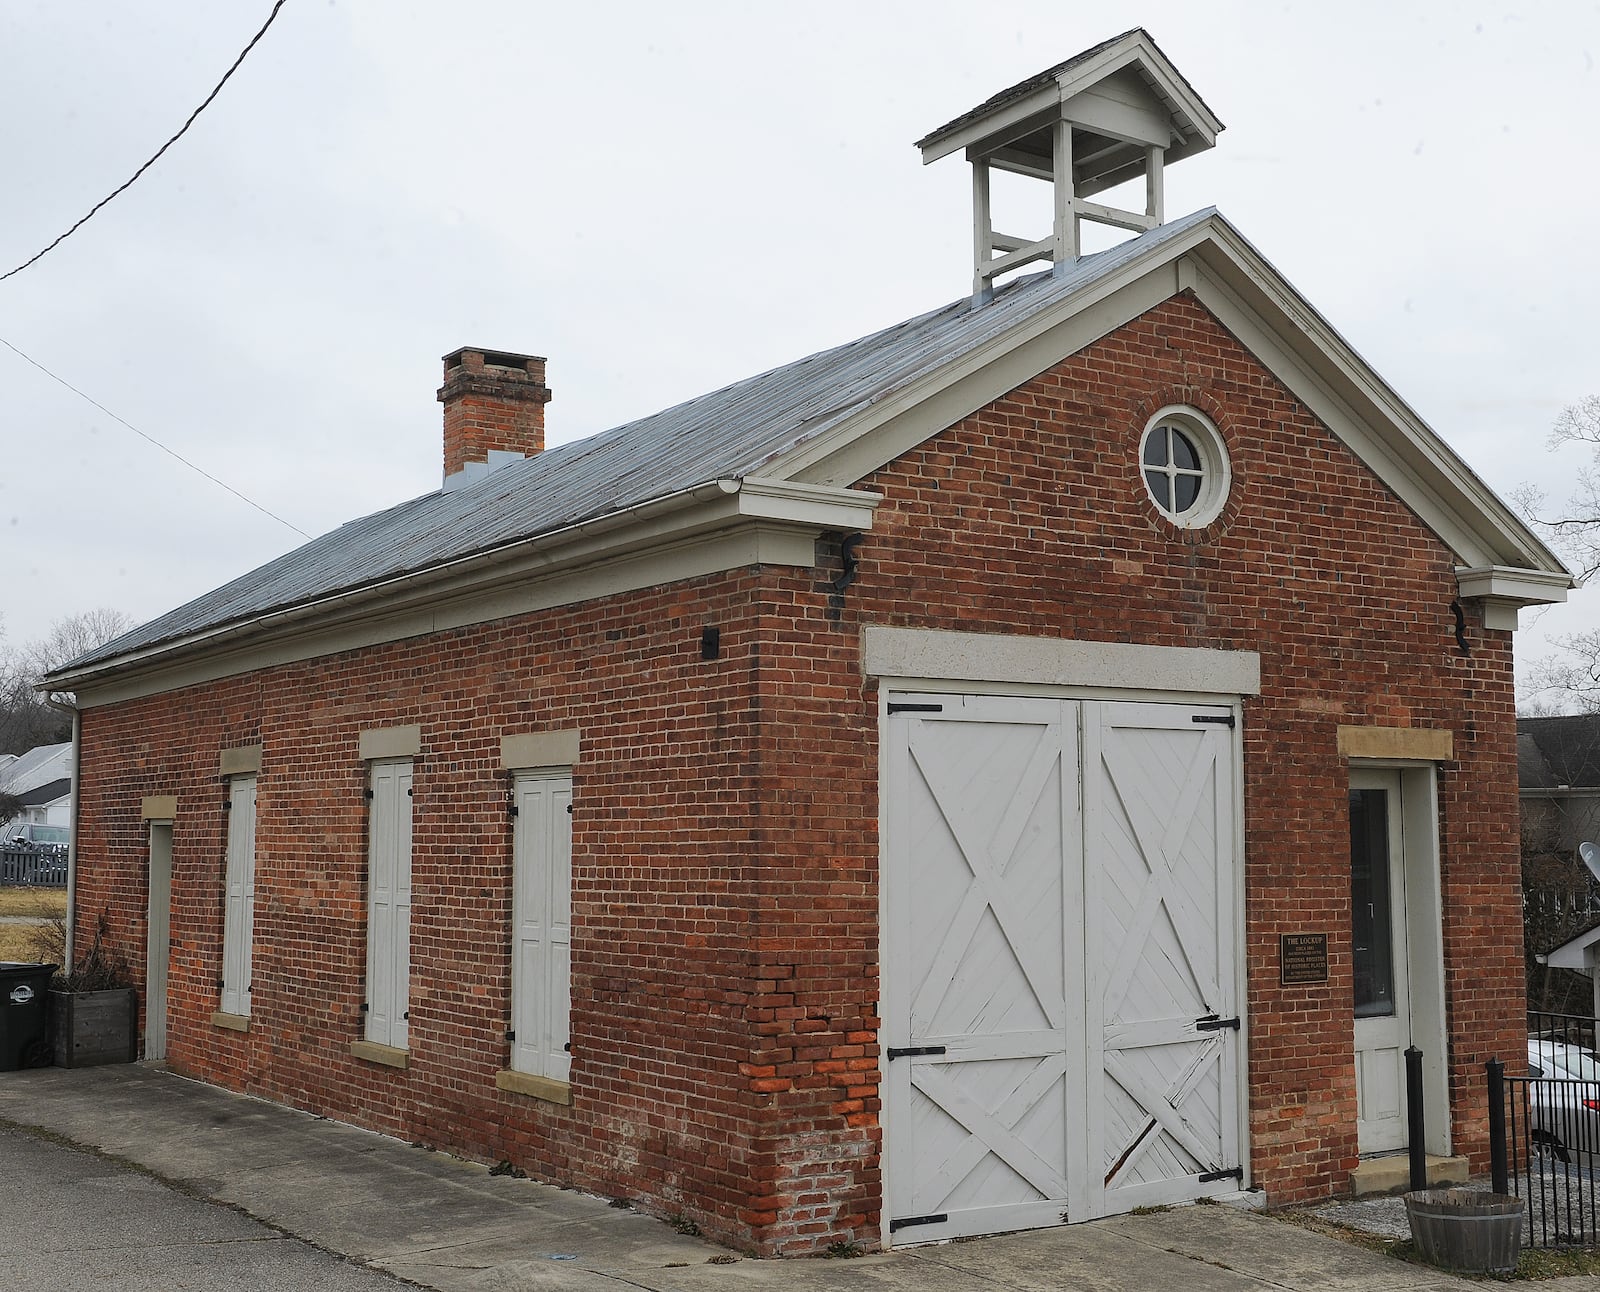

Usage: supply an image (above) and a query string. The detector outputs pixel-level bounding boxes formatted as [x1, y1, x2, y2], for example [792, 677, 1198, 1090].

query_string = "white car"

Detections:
[1527, 1039, 1600, 1165]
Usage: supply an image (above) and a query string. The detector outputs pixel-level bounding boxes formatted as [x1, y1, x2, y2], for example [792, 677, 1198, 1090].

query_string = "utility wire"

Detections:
[0, 0, 289, 285]
[0, 333, 311, 539]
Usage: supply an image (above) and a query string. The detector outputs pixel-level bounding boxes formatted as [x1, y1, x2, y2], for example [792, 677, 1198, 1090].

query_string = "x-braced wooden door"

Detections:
[884, 692, 1243, 1242]
[884, 694, 1087, 1242]
[1084, 701, 1242, 1214]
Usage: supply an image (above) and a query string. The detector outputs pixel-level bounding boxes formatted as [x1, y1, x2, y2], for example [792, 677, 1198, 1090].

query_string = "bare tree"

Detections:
[1518, 396, 1600, 712]
[18, 608, 135, 684]
[0, 609, 135, 754]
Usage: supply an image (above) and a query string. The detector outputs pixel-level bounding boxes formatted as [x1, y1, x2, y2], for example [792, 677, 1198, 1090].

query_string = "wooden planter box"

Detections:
[50, 988, 137, 1068]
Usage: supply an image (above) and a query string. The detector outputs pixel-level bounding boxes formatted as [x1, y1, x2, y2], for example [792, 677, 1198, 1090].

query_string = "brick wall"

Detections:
[71, 289, 1523, 1255]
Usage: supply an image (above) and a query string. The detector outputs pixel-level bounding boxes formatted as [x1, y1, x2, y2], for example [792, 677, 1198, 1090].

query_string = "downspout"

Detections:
[43, 696, 79, 970]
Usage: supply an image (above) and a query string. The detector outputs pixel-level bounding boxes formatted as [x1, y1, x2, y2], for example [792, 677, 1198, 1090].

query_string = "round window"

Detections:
[1139, 409, 1230, 528]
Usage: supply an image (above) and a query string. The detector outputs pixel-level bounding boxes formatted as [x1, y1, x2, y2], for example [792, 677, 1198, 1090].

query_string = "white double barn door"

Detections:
[885, 693, 1243, 1243]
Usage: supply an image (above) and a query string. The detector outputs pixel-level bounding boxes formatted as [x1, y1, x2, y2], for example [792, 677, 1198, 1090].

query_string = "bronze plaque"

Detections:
[1280, 933, 1329, 985]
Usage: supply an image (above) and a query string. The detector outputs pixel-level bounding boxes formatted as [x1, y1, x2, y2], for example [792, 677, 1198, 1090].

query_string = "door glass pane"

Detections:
[1350, 788, 1396, 1018]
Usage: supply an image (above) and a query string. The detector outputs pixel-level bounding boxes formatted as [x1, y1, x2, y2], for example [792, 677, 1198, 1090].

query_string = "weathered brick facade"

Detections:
[71, 292, 1524, 1255]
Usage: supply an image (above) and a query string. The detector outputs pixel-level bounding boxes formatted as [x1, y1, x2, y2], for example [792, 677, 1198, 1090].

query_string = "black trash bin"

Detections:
[0, 962, 58, 1071]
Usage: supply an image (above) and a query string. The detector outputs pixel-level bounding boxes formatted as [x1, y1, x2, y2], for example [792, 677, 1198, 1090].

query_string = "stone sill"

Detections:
[349, 1040, 409, 1070]
[495, 1069, 571, 1105]
[210, 1011, 250, 1033]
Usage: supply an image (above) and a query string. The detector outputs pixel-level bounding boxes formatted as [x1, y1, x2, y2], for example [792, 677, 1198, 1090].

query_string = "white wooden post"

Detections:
[972, 158, 993, 304]
[1146, 145, 1165, 225]
[1052, 119, 1077, 270]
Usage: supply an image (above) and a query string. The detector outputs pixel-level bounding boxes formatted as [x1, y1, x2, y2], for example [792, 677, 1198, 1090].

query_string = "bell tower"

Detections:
[916, 29, 1224, 304]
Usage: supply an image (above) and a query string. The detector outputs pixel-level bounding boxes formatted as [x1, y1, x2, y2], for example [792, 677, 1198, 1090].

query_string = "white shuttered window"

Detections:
[511, 772, 572, 1081]
[366, 758, 413, 1050]
[221, 775, 257, 1017]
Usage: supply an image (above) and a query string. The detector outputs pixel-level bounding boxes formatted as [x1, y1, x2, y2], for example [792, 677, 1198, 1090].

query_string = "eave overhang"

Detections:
[47, 477, 880, 706]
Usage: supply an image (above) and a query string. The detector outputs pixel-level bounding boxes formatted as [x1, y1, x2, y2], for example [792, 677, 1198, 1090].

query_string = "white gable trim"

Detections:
[769, 212, 1571, 608]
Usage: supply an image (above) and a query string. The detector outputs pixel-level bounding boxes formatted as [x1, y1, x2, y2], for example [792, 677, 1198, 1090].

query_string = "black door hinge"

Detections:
[888, 703, 944, 716]
[508, 803, 519, 818]
[1192, 714, 1236, 728]
[1195, 1015, 1241, 1032]
[360, 1002, 370, 1013]
[1198, 1166, 1243, 1183]
[566, 803, 573, 814]
[506, 1030, 516, 1043]
[363, 788, 374, 801]
[890, 1213, 948, 1232]
[887, 1044, 946, 1060]
[222, 798, 232, 810]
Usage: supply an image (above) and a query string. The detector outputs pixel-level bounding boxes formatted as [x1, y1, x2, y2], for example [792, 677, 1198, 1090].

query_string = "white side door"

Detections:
[511, 771, 572, 1083]
[1351, 769, 1410, 1154]
[1083, 701, 1242, 1214]
[146, 822, 173, 1061]
[366, 758, 413, 1049]
[884, 693, 1085, 1242]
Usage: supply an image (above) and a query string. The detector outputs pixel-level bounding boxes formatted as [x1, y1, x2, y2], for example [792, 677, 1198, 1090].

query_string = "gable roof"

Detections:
[0, 743, 71, 796]
[58, 213, 1212, 676]
[1519, 716, 1600, 791]
[50, 207, 1573, 697]
[15, 777, 70, 808]
[915, 28, 1223, 174]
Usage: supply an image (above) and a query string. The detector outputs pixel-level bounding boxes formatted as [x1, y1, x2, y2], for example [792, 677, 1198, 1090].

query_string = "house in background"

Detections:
[0, 741, 73, 837]
[1519, 715, 1600, 855]
[1519, 715, 1600, 1020]
[46, 31, 1573, 1255]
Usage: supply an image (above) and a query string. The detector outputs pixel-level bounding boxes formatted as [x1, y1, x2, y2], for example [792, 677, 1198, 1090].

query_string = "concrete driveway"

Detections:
[0, 1065, 1488, 1291]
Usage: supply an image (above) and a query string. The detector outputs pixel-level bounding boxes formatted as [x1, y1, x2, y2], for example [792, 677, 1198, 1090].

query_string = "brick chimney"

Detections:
[437, 347, 552, 486]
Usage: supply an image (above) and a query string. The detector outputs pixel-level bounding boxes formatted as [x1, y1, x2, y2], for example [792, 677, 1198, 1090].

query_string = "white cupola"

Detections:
[916, 29, 1224, 304]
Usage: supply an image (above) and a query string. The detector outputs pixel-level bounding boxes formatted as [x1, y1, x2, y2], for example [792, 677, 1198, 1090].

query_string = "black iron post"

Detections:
[1487, 1057, 1509, 1196]
[1405, 1046, 1427, 1192]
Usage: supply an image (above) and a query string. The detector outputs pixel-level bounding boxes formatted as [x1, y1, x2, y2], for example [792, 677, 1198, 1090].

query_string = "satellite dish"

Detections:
[1581, 841, 1600, 885]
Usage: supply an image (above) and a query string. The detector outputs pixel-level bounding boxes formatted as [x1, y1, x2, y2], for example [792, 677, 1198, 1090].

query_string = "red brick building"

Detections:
[50, 31, 1572, 1256]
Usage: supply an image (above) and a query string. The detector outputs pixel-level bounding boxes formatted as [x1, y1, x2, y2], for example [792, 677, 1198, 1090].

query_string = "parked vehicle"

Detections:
[2, 823, 69, 851]
[1527, 1038, 1600, 1164]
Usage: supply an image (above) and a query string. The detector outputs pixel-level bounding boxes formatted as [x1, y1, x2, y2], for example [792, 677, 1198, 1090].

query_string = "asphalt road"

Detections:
[0, 1127, 408, 1292]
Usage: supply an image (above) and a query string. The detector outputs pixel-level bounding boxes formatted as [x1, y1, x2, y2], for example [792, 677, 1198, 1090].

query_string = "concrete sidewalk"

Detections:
[0, 1065, 1486, 1291]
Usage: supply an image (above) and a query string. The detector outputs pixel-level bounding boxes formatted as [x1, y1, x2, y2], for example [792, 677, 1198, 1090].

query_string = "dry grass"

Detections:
[0, 888, 67, 919]
[0, 923, 56, 963]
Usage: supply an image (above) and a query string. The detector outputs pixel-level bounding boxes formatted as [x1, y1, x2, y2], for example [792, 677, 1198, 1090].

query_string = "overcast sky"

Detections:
[4, 1, 1599, 699]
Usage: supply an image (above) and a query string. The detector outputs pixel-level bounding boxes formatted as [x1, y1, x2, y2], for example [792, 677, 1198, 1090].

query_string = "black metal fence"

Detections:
[0, 845, 67, 887]
[1488, 1012, 1600, 1247]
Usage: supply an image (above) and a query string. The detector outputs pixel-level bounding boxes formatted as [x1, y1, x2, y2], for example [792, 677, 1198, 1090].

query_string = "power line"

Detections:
[0, 332, 311, 539]
[0, 0, 290, 285]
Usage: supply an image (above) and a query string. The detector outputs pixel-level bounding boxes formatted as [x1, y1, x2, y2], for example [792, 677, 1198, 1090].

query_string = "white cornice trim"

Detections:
[862, 626, 1261, 696]
[62, 478, 880, 705]
[1455, 565, 1572, 631]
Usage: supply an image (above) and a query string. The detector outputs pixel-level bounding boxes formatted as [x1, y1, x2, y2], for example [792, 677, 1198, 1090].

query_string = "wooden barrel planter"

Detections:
[1404, 1189, 1524, 1275]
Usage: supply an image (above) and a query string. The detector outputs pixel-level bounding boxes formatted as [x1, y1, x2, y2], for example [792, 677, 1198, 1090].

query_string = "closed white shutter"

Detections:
[221, 775, 257, 1018]
[511, 772, 572, 1081]
[366, 759, 413, 1049]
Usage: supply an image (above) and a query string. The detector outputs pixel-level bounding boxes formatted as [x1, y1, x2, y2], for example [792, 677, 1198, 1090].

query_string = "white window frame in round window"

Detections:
[1139, 407, 1231, 529]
